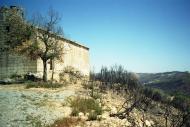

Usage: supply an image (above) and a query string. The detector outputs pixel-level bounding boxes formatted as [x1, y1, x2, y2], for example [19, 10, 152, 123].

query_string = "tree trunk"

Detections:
[43, 60, 48, 82]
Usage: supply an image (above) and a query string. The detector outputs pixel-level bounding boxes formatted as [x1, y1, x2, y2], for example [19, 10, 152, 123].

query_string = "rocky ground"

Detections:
[0, 83, 165, 127]
[0, 84, 77, 127]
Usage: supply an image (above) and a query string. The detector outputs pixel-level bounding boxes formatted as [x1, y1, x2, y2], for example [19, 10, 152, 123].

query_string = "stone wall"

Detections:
[0, 52, 37, 79]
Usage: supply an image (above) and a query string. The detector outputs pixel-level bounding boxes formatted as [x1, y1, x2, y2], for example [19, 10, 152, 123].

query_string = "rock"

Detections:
[85, 113, 89, 117]
[150, 120, 154, 125]
[102, 106, 107, 110]
[97, 115, 102, 120]
[120, 119, 131, 126]
[78, 112, 87, 120]
[110, 106, 117, 114]
[101, 112, 110, 120]
[79, 112, 84, 117]
[96, 99, 101, 103]
[125, 121, 131, 126]
[0, 78, 13, 84]
[62, 107, 72, 117]
[145, 120, 151, 127]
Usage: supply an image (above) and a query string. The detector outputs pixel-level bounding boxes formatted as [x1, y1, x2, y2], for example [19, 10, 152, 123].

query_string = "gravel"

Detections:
[0, 85, 75, 127]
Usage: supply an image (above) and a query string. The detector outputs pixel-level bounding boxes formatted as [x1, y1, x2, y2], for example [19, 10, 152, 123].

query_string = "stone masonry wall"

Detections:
[0, 52, 37, 79]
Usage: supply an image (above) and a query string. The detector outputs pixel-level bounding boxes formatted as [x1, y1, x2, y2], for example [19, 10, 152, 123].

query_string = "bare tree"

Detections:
[29, 8, 64, 81]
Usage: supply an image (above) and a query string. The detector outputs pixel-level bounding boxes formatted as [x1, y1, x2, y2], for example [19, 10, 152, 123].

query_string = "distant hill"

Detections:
[138, 71, 190, 96]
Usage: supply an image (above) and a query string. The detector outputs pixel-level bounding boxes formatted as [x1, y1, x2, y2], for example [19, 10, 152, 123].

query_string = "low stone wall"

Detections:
[0, 52, 37, 79]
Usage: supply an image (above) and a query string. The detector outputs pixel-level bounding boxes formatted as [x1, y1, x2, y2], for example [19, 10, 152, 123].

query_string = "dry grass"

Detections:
[26, 81, 66, 89]
[48, 117, 84, 127]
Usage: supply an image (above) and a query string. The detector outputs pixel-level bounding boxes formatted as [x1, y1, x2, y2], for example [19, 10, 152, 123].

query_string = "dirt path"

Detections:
[0, 84, 76, 127]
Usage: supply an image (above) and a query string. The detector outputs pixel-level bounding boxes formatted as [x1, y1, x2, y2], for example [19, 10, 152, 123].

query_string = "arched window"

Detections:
[50, 59, 53, 70]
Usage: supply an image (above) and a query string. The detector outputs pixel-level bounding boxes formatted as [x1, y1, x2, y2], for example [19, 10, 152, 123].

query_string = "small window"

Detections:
[0, 13, 3, 21]
[6, 26, 10, 33]
[50, 59, 53, 70]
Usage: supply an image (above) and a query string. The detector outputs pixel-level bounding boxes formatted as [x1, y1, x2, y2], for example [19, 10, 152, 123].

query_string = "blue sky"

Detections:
[1, 0, 190, 73]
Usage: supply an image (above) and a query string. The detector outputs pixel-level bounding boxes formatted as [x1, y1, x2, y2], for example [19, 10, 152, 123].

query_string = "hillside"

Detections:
[138, 71, 190, 96]
[0, 66, 190, 127]
[0, 82, 166, 127]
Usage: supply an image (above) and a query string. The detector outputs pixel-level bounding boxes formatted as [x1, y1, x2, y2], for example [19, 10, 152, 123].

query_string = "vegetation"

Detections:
[1, 7, 33, 52]
[92, 65, 190, 127]
[143, 87, 169, 103]
[69, 97, 102, 120]
[26, 81, 65, 89]
[139, 71, 190, 96]
[59, 66, 84, 84]
[84, 81, 102, 99]
[10, 73, 22, 80]
[92, 65, 139, 91]
[48, 117, 83, 127]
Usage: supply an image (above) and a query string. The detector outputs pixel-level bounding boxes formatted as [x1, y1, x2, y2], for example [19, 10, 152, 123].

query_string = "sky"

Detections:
[1, 0, 190, 73]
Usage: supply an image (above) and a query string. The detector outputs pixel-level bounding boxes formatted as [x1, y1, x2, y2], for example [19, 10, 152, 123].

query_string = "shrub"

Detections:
[10, 73, 22, 80]
[91, 92, 101, 100]
[93, 65, 140, 91]
[88, 112, 98, 121]
[152, 90, 163, 101]
[71, 108, 80, 116]
[70, 97, 102, 120]
[59, 66, 83, 81]
[171, 94, 190, 111]
[143, 87, 154, 98]
[26, 81, 65, 89]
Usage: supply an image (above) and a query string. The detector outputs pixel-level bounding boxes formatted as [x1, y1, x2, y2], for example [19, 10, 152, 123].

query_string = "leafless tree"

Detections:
[29, 7, 64, 81]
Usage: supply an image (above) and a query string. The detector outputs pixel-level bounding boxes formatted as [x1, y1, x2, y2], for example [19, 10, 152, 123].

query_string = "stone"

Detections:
[101, 112, 110, 120]
[145, 120, 152, 127]
[78, 112, 88, 120]
[97, 115, 102, 120]
[102, 106, 108, 110]
[96, 98, 101, 103]
[79, 112, 84, 117]
[62, 107, 72, 117]
[125, 121, 131, 126]
[110, 106, 117, 114]
[85, 113, 89, 117]
[98, 103, 102, 107]
[0, 78, 13, 84]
